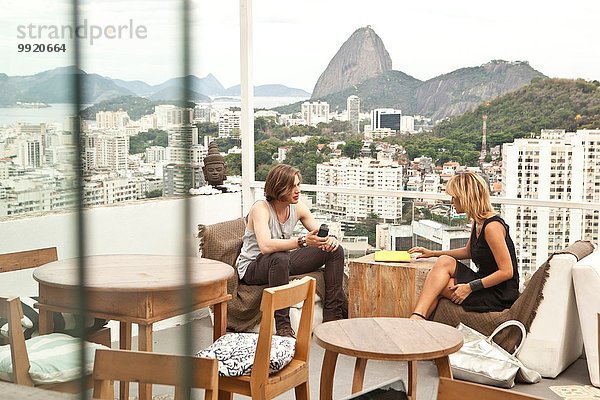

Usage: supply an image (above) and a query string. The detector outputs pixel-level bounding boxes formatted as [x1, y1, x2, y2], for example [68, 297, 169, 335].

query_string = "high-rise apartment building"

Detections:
[96, 111, 130, 130]
[218, 112, 241, 138]
[346, 96, 360, 134]
[155, 105, 193, 129]
[316, 157, 403, 222]
[371, 108, 402, 132]
[301, 101, 329, 127]
[502, 129, 600, 274]
[82, 133, 129, 173]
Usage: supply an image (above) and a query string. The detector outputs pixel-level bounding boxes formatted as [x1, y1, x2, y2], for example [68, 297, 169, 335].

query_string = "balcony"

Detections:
[0, 188, 597, 399]
[1, 0, 599, 398]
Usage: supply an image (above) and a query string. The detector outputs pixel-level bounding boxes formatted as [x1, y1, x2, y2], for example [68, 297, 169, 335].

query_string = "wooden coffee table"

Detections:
[349, 254, 436, 318]
[314, 318, 463, 400]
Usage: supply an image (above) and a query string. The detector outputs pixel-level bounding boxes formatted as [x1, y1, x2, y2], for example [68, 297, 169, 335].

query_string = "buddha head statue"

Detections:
[202, 141, 226, 186]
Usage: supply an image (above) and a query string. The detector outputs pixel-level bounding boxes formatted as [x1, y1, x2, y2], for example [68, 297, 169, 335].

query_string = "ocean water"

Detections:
[0, 96, 307, 126]
[0, 103, 81, 126]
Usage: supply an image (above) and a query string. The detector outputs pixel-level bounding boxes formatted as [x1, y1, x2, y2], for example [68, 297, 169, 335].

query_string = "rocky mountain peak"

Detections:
[311, 26, 392, 99]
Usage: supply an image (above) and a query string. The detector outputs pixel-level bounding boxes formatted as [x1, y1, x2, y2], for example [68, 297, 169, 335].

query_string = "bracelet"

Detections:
[297, 235, 307, 248]
[469, 279, 484, 291]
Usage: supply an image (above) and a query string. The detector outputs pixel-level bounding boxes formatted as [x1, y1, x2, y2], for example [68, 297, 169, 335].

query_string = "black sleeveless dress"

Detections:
[454, 215, 520, 312]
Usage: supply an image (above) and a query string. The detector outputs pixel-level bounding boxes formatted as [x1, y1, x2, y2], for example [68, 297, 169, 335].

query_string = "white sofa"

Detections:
[572, 249, 600, 387]
[517, 252, 586, 378]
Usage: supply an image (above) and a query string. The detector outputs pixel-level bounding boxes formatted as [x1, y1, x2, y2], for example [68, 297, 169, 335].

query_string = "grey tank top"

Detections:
[236, 200, 298, 279]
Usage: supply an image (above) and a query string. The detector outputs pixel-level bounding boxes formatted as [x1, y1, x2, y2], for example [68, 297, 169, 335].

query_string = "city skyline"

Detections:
[1, 0, 599, 93]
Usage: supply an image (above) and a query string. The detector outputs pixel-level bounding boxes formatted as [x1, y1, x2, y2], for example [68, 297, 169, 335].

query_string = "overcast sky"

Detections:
[2, 0, 599, 93]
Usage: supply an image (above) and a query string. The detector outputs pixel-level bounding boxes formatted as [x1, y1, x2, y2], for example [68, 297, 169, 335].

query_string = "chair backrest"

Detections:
[0, 296, 35, 386]
[0, 247, 58, 273]
[437, 377, 544, 400]
[251, 276, 316, 386]
[92, 349, 219, 400]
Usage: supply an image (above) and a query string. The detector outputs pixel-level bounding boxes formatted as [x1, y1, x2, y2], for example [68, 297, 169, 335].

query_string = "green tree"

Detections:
[197, 122, 218, 139]
[346, 213, 380, 246]
[341, 139, 362, 158]
[224, 153, 242, 176]
[146, 189, 163, 198]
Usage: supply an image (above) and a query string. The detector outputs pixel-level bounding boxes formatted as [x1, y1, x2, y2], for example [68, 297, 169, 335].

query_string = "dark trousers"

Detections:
[242, 245, 345, 329]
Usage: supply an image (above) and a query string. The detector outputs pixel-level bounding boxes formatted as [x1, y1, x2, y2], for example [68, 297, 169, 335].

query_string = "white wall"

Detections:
[0, 192, 242, 296]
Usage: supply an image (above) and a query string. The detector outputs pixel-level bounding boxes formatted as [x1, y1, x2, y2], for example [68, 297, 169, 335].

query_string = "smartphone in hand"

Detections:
[317, 224, 329, 237]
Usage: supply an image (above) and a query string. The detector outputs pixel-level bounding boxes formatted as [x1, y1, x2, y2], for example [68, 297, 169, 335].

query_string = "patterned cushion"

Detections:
[0, 333, 108, 384]
[196, 332, 295, 377]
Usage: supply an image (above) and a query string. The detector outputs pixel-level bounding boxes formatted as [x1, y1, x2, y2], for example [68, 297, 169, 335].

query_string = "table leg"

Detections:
[138, 324, 153, 400]
[319, 350, 339, 400]
[352, 358, 368, 393]
[119, 322, 132, 400]
[38, 309, 54, 335]
[213, 301, 227, 341]
[407, 361, 417, 400]
[434, 356, 453, 378]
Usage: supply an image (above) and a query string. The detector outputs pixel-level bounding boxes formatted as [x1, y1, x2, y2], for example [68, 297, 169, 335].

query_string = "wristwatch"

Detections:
[297, 235, 307, 248]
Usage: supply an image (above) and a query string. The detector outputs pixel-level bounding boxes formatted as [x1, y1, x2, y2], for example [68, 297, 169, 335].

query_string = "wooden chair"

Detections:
[0, 296, 107, 393]
[0, 247, 111, 347]
[92, 349, 219, 400]
[217, 276, 316, 400]
[0, 247, 58, 273]
[437, 377, 545, 399]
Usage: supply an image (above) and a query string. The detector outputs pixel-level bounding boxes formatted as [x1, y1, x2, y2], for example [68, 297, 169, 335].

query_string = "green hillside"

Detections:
[273, 70, 421, 114]
[388, 78, 600, 165]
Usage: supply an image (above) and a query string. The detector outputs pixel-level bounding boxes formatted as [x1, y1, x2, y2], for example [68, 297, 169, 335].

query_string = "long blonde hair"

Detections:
[445, 172, 495, 222]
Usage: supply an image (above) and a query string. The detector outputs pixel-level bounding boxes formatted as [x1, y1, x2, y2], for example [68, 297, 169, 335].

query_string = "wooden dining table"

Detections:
[33, 254, 233, 400]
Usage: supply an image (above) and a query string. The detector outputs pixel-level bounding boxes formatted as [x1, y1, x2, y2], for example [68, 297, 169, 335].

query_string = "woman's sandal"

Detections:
[411, 312, 427, 320]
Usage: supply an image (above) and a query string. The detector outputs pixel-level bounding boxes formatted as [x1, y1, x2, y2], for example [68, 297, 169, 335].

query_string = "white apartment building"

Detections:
[347, 96, 360, 134]
[301, 101, 329, 127]
[145, 146, 166, 163]
[316, 157, 403, 222]
[166, 125, 201, 165]
[154, 105, 193, 129]
[16, 138, 43, 168]
[218, 112, 241, 138]
[84, 133, 129, 173]
[370, 128, 395, 139]
[411, 219, 471, 252]
[96, 111, 130, 130]
[400, 115, 415, 133]
[83, 176, 144, 206]
[139, 114, 157, 131]
[502, 129, 600, 274]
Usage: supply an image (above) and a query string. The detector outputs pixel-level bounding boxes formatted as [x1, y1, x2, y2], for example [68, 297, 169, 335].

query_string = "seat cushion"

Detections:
[0, 333, 108, 384]
[572, 250, 600, 387]
[196, 332, 295, 377]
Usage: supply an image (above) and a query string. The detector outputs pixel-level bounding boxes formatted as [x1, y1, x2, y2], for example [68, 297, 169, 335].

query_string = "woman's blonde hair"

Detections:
[264, 164, 302, 202]
[445, 172, 495, 222]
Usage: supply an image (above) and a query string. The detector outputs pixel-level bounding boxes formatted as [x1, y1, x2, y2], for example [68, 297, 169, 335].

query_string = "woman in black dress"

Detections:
[408, 172, 519, 319]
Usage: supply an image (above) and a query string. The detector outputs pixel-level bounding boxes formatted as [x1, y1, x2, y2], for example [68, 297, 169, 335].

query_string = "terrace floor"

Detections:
[118, 312, 592, 400]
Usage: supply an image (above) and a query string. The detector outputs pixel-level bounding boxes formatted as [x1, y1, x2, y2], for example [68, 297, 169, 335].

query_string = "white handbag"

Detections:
[449, 320, 542, 388]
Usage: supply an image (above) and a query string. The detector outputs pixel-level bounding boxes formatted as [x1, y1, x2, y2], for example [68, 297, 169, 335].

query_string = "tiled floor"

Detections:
[119, 315, 592, 400]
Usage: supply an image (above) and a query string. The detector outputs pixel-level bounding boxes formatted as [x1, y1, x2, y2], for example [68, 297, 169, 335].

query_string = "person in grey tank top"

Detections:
[235, 164, 346, 337]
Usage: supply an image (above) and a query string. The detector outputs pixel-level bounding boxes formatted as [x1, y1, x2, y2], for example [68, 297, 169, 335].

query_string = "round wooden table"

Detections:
[33, 254, 233, 400]
[314, 318, 463, 400]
